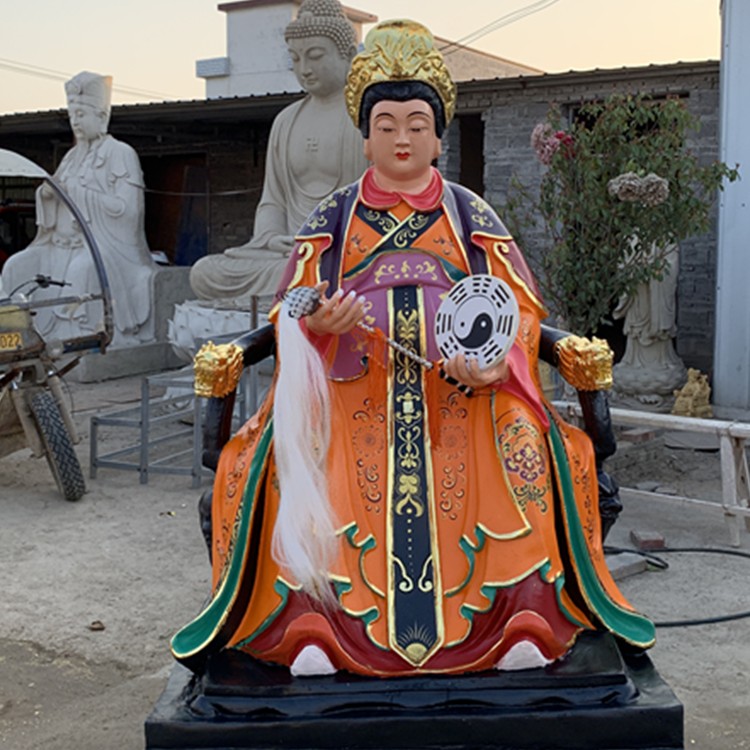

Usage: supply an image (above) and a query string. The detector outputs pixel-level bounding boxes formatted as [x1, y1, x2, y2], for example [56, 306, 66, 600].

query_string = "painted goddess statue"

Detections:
[1, 71, 156, 345]
[188, 0, 369, 302]
[172, 20, 654, 678]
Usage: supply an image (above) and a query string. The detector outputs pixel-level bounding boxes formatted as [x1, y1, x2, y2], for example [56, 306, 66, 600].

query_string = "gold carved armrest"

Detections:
[553, 335, 613, 392]
[194, 342, 245, 398]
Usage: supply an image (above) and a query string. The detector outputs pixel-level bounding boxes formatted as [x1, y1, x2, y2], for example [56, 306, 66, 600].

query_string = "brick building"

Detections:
[0, 60, 722, 371]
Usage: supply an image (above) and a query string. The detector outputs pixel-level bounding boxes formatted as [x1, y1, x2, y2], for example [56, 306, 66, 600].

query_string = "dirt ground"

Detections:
[1, 374, 749, 750]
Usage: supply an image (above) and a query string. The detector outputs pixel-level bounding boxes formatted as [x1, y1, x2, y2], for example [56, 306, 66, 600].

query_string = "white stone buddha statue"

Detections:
[188, 0, 369, 303]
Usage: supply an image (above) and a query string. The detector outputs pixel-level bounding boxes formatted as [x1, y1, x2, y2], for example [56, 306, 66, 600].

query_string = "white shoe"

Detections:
[290, 644, 338, 677]
[495, 640, 552, 671]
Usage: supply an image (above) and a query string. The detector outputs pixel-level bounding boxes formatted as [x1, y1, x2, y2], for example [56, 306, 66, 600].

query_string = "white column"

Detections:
[714, 0, 750, 414]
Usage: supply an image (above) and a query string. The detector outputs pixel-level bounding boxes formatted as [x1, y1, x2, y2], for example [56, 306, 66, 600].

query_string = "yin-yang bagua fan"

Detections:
[434, 274, 520, 370]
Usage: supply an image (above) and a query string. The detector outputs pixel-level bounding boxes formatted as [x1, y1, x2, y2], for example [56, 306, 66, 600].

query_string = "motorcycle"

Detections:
[0, 149, 113, 501]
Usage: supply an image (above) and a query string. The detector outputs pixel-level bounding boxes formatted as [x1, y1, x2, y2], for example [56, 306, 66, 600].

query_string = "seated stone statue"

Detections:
[189, 0, 369, 303]
[1, 71, 156, 346]
[172, 20, 654, 678]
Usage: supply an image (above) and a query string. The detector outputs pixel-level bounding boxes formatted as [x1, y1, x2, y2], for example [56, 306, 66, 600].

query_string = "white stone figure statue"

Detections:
[1, 71, 157, 346]
[188, 0, 369, 303]
[612, 243, 687, 410]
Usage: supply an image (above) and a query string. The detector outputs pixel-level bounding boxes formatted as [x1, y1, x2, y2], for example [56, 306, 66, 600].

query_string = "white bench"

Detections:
[554, 402, 750, 547]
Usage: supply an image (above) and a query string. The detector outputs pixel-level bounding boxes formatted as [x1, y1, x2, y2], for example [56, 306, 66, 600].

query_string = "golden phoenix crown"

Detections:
[345, 19, 456, 129]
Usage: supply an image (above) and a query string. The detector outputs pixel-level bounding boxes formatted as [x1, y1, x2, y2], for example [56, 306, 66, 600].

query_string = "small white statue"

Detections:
[189, 0, 369, 303]
[612, 243, 687, 409]
[1, 71, 156, 346]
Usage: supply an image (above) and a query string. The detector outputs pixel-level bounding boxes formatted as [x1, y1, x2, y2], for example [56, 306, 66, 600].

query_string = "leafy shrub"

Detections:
[506, 94, 738, 335]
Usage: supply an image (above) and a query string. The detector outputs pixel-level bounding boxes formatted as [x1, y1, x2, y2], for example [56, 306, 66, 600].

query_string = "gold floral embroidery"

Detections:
[499, 416, 551, 513]
[364, 208, 398, 233]
[393, 213, 430, 248]
[307, 213, 329, 230]
[353, 398, 386, 512]
[472, 213, 493, 228]
[373, 258, 438, 285]
[469, 197, 494, 227]
[415, 259, 438, 279]
[438, 463, 465, 520]
[435, 392, 468, 521]
[469, 196, 489, 213]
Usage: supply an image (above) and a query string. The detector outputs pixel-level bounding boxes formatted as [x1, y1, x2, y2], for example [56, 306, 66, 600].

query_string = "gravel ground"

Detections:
[1, 375, 749, 749]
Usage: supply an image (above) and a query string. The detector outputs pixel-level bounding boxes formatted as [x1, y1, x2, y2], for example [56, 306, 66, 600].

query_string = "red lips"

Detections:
[396, 152, 410, 160]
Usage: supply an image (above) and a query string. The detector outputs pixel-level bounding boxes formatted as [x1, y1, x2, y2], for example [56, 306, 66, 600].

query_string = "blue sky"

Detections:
[0, 0, 721, 115]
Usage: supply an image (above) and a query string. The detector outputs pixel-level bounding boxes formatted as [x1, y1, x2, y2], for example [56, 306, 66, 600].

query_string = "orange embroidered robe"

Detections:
[172, 168, 654, 676]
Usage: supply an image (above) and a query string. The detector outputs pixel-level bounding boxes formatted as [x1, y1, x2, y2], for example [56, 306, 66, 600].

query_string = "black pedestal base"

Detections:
[145, 632, 683, 750]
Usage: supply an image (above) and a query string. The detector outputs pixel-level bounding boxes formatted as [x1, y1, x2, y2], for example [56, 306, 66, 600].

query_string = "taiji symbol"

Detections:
[455, 311, 493, 349]
[434, 275, 520, 370]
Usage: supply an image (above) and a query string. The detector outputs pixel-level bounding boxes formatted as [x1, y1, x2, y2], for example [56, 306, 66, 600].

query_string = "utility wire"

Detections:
[3, 2, 563, 96]
[0, 57, 175, 100]
[439, 0, 562, 56]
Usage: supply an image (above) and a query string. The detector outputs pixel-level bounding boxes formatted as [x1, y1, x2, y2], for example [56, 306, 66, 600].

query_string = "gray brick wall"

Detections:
[0, 64, 721, 370]
[452, 62, 722, 372]
[207, 138, 268, 254]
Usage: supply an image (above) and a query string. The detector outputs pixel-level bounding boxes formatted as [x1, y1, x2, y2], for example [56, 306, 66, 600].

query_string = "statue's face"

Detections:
[287, 35, 350, 98]
[364, 99, 441, 185]
[68, 101, 105, 142]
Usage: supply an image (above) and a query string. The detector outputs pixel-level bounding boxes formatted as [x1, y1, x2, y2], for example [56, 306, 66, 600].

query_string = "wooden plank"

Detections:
[553, 400, 750, 546]
[553, 400, 750, 438]
[620, 487, 750, 518]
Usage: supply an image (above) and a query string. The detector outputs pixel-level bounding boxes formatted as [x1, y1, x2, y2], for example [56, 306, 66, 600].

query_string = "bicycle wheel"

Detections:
[29, 390, 86, 501]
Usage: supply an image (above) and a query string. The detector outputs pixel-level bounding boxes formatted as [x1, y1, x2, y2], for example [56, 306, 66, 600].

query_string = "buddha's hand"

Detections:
[268, 235, 296, 254]
[305, 281, 366, 336]
[442, 353, 509, 390]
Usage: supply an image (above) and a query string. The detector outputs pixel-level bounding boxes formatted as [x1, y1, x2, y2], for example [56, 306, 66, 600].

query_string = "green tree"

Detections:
[506, 94, 738, 335]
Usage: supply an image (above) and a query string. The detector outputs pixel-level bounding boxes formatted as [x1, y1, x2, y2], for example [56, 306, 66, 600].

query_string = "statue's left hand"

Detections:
[442, 354, 509, 390]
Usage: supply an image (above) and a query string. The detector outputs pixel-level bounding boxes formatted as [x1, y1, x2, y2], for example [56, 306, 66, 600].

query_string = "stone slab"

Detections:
[619, 428, 660, 444]
[145, 632, 683, 750]
[72, 342, 185, 382]
[663, 431, 720, 452]
[607, 551, 649, 581]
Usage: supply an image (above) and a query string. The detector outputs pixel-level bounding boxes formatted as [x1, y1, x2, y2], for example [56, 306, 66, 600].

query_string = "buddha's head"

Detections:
[284, 0, 358, 98]
[65, 71, 112, 143]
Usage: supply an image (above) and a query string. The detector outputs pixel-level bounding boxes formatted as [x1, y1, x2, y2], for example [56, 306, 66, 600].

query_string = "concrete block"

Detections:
[663, 431, 720, 451]
[629, 529, 666, 551]
[606, 551, 648, 581]
[153, 266, 195, 340]
[618, 428, 659, 444]
[72, 342, 185, 383]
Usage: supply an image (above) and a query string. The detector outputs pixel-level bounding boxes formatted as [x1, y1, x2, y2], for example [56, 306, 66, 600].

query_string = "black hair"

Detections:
[359, 81, 446, 139]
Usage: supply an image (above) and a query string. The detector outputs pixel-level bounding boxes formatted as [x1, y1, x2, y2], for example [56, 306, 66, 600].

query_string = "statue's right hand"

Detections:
[268, 235, 296, 254]
[306, 281, 366, 336]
